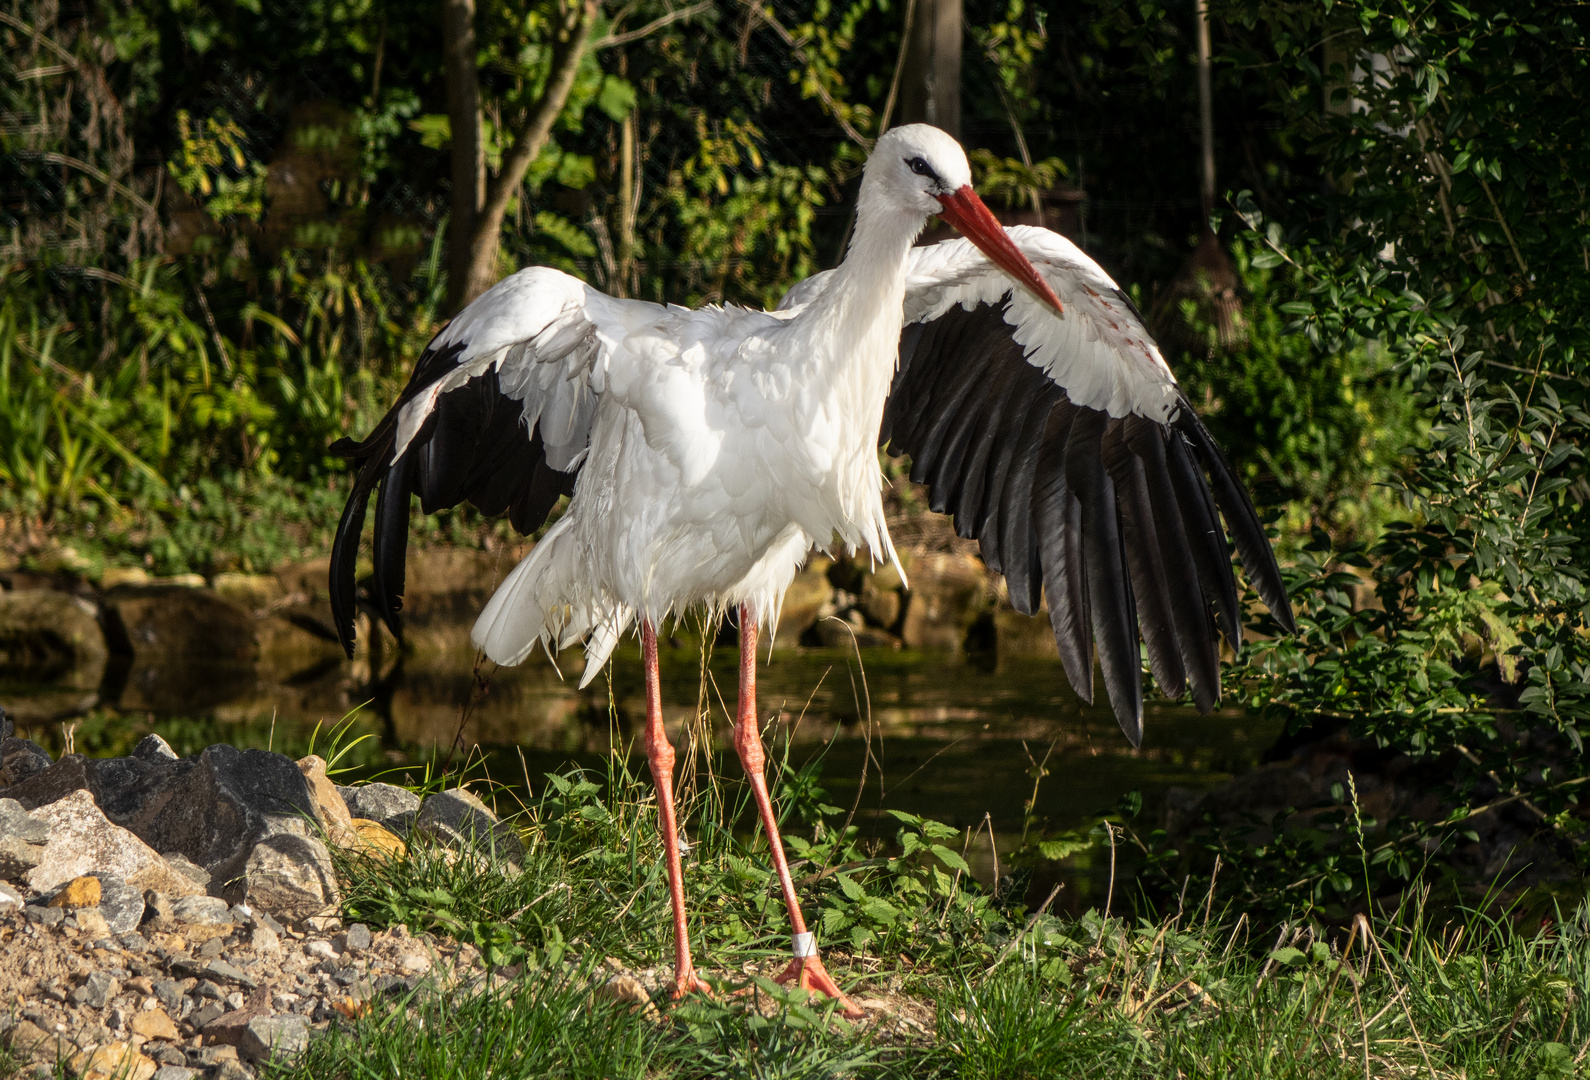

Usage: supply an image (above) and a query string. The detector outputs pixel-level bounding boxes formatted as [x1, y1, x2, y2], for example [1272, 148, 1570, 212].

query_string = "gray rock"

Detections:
[0, 797, 49, 843]
[131, 734, 179, 762]
[237, 833, 339, 921]
[153, 1067, 199, 1080]
[342, 922, 372, 953]
[339, 782, 421, 828]
[193, 980, 226, 1000]
[163, 853, 210, 887]
[239, 1015, 309, 1062]
[83, 874, 144, 935]
[22, 789, 201, 896]
[0, 738, 53, 787]
[72, 971, 119, 1008]
[188, 1002, 225, 1030]
[0, 707, 10, 740]
[414, 788, 525, 868]
[151, 979, 184, 1012]
[118, 930, 149, 951]
[0, 589, 107, 683]
[172, 894, 232, 925]
[4, 744, 327, 908]
[203, 960, 259, 990]
[24, 904, 63, 927]
[0, 835, 44, 880]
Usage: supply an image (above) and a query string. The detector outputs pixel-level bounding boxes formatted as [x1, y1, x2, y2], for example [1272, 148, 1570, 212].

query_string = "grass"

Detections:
[271, 744, 1590, 1080]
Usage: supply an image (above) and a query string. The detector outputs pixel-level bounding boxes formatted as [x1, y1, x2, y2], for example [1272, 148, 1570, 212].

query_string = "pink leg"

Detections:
[734, 606, 863, 1017]
[642, 620, 712, 999]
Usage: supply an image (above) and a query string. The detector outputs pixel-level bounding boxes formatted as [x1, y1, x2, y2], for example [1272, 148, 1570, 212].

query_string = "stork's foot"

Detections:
[671, 969, 715, 1001]
[773, 954, 864, 1018]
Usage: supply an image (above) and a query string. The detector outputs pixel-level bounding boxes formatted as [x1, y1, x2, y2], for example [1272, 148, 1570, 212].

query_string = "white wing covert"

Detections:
[874, 227, 1295, 745]
[329, 268, 631, 653]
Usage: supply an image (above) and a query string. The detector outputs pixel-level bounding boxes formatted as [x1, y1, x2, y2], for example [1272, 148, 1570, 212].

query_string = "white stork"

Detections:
[328, 124, 1295, 1014]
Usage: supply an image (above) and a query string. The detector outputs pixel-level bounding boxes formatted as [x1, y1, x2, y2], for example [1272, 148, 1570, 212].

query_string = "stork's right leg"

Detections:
[641, 620, 711, 999]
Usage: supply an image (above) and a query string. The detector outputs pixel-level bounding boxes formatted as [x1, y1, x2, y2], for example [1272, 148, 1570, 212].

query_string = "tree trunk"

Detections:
[896, 0, 960, 138]
[443, 0, 484, 315]
[455, 0, 601, 309]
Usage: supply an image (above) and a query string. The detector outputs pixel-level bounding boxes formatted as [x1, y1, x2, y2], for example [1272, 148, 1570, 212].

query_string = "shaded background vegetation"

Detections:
[4, 0, 1590, 919]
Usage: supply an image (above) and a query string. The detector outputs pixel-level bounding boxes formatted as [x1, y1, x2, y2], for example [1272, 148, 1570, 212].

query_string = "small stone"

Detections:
[342, 923, 372, 953]
[127, 976, 154, 995]
[238, 1015, 309, 1062]
[0, 881, 22, 911]
[198, 1043, 240, 1064]
[143, 890, 175, 922]
[108, 1006, 129, 1031]
[131, 1008, 181, 1041]
[152, 1067, 198, 1080]
[194, 980, 226, 1000]
[249, 925, 280, 953]
[131, 735, 179, 762]
[73, 971, 120, 1008]
[171, 895, 231, 925]
[304, 939, 337, 961]
[151, 980, 184, 1012]
[373, 975, 413, 996]
[49, 874, 102, 908]
[24, 903, 63, 927]
[204, 960, 259, 989]
[91, 874, 145, 934]
[187, 1002, 225, 1030]
[69, 1040, 158, 1080]
[4, 1018, 60, 1061]
[119, 930, 151, 952]
[75, 906, 111, 938]
[224, 991, 245, 1010]
[197, 936, 226, 959]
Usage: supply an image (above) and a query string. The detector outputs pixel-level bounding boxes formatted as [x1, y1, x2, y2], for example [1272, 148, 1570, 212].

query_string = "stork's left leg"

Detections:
[733, 605, 863, 1018]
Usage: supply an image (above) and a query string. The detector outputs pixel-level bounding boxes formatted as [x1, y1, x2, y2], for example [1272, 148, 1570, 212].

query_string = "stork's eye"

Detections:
[906, 156, 937, 180]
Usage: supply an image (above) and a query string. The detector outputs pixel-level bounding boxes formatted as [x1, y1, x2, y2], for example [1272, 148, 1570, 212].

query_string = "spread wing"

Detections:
[328, 267, 638, 654]
[800, 226, 1294, 745]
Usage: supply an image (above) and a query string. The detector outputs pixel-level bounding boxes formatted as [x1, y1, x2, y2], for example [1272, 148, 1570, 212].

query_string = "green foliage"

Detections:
[1172, 238, 1422, 543]
[317, 765, 1590, 1076]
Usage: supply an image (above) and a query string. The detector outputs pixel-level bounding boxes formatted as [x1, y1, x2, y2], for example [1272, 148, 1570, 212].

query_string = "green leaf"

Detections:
[929, 844, 970, 872]
[596, 75, 637, 122]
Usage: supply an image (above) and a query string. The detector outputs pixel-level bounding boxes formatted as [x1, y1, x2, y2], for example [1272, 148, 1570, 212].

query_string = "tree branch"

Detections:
[593, 1, 710, 50]
[460, 0, 602, 306]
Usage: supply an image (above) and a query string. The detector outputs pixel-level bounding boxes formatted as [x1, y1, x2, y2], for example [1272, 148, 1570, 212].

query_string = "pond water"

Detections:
[12, 636, 1282, 915]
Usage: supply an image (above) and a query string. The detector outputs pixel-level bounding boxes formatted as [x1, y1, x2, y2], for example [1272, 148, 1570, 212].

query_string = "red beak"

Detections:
[935, 186, 1064, 314]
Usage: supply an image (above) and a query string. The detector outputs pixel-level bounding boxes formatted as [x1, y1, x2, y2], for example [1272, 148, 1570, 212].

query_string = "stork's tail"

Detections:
[471, 518, 630, 684]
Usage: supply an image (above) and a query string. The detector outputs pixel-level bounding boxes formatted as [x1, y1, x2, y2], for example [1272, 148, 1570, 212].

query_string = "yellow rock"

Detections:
[70, 1041, 157, 1080]
[48, 875, 101, 908]
[297, 755, 356, 846]
[348, 818, 406, 860]
[130, 1008, 180, 1041]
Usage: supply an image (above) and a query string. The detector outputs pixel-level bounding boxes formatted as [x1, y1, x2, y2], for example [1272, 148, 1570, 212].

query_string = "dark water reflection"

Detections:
[10, 638, 1281, 914]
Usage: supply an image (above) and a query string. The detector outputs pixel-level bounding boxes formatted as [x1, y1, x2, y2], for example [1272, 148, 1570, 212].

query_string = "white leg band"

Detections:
[793, 932, 817, 958]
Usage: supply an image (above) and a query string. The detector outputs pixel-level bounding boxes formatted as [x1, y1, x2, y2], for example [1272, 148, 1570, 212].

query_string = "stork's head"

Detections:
[868, 124, 1064, 315]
